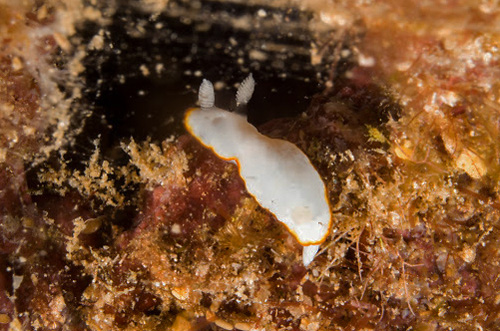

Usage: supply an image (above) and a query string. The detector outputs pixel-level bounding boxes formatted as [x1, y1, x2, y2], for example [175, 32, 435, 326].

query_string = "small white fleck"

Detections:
[483, 52, 492, 64]
[13, 275, 23, 290]
[439, 91, 459, 107]
[139, 64, 150, 77]
[358, 53, 375, 67]
[396, 61, 412, 71]
[249, 49, 268, 61]
[214, 81, 226, 90]
[171, 223, 181, 234]
[155, 63, 164, 74]
[340, 49, 351, 58]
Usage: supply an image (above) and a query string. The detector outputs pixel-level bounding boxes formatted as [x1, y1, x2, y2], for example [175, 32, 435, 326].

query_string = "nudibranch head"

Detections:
[184, 74, 332, 266]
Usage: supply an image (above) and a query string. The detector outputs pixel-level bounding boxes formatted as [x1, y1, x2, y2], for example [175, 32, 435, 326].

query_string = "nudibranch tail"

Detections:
[185, 76, 332, 266]
[199, 79, 215, 109]
[303, 245, 320, 267]
[236, 73, 255, 106]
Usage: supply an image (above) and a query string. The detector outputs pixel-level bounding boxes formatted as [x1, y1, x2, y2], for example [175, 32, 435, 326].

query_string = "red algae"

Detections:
[1, 0, 500, 330]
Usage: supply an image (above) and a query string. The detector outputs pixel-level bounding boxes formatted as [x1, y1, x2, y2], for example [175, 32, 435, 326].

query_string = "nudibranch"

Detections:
[184, 74, 331, 266]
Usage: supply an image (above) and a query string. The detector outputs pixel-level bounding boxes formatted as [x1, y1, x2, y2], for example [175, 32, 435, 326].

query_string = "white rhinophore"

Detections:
[199, 79, 215, 108]
[236, 73, 255, 106]
[185, 74, 331, 266]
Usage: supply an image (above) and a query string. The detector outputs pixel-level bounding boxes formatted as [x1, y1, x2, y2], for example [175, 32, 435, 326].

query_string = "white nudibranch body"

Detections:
[184, 74, 331, 266]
